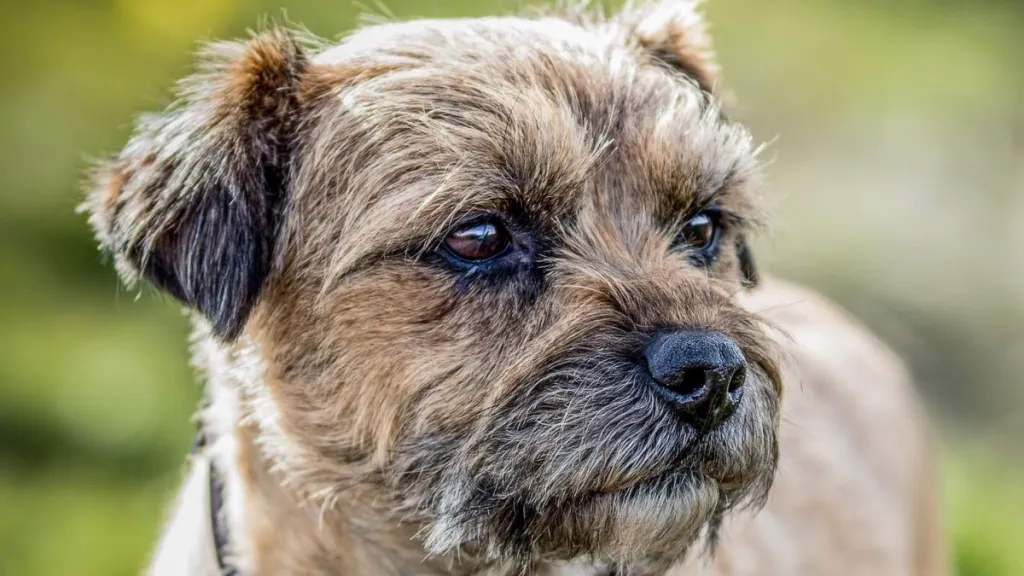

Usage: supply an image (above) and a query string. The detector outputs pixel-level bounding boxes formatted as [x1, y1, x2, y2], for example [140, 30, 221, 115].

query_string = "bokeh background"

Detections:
[1, 0, 1021, 574]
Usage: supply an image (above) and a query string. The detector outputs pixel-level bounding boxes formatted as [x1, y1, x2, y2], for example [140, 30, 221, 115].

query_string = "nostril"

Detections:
[727, 364, 746, 393]
[674, 367, 709, 397]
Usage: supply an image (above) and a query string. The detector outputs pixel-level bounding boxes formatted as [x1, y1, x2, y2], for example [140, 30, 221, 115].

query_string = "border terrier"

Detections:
[84, 1, 948, 574]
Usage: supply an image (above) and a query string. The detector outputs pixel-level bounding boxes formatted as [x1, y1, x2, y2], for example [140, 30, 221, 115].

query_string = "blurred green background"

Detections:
[0, 0, 1021, 574]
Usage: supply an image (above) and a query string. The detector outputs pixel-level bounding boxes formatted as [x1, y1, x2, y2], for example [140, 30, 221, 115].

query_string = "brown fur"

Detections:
[84, 2, 947, 574]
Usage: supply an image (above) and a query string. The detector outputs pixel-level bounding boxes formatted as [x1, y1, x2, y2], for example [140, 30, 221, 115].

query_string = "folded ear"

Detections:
[85, 29, 307, 340]
[615, 0, 719, 93]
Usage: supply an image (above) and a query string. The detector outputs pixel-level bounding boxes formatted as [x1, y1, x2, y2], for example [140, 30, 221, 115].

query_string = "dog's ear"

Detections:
[737, 236, 759, 288]
[614, 0, 719, 93]
[85, 29, 307, 340]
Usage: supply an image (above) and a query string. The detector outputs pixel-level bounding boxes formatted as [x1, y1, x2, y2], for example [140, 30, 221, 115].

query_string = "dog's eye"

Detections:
[443, 220, 511, 261]
[681, 212, 717, 250]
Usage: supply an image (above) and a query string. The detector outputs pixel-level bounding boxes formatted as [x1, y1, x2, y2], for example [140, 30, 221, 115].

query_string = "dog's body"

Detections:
[85, 2, 947, 574]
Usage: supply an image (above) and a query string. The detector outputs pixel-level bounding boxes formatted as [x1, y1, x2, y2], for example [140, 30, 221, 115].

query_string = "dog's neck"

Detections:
[200, 385, 459, 574]
[194, 341, 618, 576]
[205, 408, 620, 575]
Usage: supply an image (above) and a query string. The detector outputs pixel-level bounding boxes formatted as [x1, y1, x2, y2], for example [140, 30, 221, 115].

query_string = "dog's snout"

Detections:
[644, 330, 747, 427]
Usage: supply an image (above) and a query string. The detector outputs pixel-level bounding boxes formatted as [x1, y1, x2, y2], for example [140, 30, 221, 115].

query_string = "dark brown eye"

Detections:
[443, 220, 510, 261]
[681, 212, 717, 250]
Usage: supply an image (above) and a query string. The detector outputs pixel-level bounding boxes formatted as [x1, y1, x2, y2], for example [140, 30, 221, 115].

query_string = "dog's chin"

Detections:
[421, 465, 756, 569]
[559, 468, 724, 562]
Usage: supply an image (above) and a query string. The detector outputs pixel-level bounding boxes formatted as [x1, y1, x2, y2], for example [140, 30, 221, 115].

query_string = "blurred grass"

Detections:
[0, 0, 1021, 574]
[946, 452, 1024, 576]
[0, 475, 170, 576]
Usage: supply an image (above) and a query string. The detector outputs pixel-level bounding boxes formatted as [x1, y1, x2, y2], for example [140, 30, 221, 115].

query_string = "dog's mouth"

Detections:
[589, 451, 748, 503]
[587, 413, 764, 498]
[593, 466, 679, 495]
[589, 464, 707, 501]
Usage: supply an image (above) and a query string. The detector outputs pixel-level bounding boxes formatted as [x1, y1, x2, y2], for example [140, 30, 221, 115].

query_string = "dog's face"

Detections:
[87, 2, 781, 569]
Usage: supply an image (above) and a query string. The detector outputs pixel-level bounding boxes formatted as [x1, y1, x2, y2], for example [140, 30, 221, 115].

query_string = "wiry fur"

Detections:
[84, 2, 947, 575]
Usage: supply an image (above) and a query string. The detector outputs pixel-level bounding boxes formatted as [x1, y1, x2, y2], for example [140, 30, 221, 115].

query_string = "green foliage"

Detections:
[0, 1, 1020, 574]
[946, 453, 1024, 575]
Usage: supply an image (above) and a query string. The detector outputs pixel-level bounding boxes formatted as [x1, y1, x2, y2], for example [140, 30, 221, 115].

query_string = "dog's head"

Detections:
[86, 1, 780, 569]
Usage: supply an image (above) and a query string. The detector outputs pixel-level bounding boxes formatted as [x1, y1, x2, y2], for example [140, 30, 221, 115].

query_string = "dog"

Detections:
[83, 1, 948, 574]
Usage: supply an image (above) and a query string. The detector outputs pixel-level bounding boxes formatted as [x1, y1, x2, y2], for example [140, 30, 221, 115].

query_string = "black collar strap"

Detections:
[193, 431, 239, 576]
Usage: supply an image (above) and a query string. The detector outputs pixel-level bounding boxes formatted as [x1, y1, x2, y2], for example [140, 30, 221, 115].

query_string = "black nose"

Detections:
[644, 330, 747, 428]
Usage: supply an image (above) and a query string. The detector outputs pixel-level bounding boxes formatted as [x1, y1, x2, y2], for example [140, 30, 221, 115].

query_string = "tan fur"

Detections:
[84, 2, 947, 574]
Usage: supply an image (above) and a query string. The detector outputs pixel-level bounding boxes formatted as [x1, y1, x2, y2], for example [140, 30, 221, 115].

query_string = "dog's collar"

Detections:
[192, 432, 239, 576]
